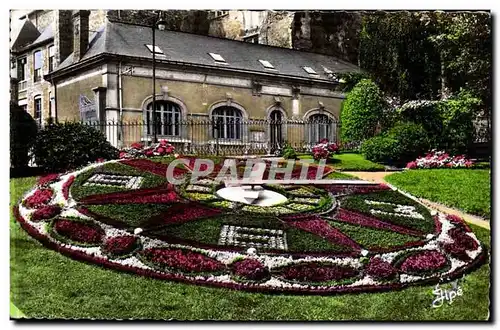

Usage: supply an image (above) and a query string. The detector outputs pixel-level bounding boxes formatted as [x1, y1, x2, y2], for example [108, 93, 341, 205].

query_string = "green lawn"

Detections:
[10, 176, 490, 320]
[299, 153, 385, 171]
[385, 169, 491, 219]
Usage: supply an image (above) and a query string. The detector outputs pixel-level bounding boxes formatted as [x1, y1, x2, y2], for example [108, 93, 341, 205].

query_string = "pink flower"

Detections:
[157, 147, 165, 155]
[119, 151, 127, 159]
[319, 138, 329, 144]
[160, 139, 169, 146]
[145, 150, 154, 157]
[406, 161, 417, 169]
[165, 145, 175, 154]
[96, 158, 105, 163]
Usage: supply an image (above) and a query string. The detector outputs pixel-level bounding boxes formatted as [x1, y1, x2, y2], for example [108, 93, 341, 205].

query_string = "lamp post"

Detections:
[152, 11, 167, 144]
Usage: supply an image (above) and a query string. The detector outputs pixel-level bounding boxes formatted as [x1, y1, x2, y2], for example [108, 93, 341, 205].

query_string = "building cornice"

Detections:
[45, 53, 340, 90]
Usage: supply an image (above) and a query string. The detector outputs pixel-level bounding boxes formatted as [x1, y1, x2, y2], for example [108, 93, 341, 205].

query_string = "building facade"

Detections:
[11, 10, 360, 153]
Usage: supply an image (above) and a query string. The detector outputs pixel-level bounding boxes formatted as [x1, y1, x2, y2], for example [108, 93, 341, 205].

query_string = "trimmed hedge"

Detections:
[33, 122, 119, 172]
[340, 79, 387, 143]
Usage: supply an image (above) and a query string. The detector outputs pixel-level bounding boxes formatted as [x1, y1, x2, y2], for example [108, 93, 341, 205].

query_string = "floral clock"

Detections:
[14, 158, 486, 295]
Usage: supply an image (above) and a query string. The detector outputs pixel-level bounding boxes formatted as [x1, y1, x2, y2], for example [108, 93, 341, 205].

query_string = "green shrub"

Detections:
[360, 135, 399, 164]
[341, 79, 387, 143]
[282, 144, 297, 160]
[388, 122, 430, 164]
[398, 100, 443, 146]
[397, 90, 479, 155]
[10, 103, 38, 168]
[336, 71, 372, 93]
[438, 90, 479, 154]
[33, 122, 119, 172]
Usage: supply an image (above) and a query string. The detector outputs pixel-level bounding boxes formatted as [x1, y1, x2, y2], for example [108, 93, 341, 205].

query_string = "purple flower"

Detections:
[364, 257, 398, 280]
[277, 262, 358, 283]
[398, 250, 448, 274]
[141, 248, 225, 273]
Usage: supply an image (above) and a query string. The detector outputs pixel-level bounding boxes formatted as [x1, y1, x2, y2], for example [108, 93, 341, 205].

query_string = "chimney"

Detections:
[72, 10, 90, 61]
[55, 10, 73, 66]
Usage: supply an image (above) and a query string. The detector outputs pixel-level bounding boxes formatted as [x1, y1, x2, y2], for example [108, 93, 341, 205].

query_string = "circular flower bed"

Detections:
[14, 158, 486, 295]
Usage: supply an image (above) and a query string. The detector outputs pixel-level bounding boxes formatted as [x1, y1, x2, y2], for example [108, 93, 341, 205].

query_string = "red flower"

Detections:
[119, 151, 127, 159]
[232, 258, 270, 281]
[102, 236, 139, 257]
[38, 174, 60, 186]
[31, 205, 61, 221]
[131, 142, 143, 150]
[62, 176, 75, 200]
[156, 147, 165, 155]
[142, 248, 225, 273]
[53, 219, 104, 244]
[24, 189, 54, 208]
[165, 145, 175, 154]
[145, 150, 154, 157]
[319, 138, 329, 144]
[327, 143, 339, 153]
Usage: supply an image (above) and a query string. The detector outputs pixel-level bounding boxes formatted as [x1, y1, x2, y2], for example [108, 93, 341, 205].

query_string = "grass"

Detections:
[298, 153, 385, 171]
[10, 177, 490, 320]
[385, 169, 491, 219]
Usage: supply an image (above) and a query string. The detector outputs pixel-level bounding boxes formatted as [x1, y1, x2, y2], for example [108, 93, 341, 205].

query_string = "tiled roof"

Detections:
[55, 20, 360, 81]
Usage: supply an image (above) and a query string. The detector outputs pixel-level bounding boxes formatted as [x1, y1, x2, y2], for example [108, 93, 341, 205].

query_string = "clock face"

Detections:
[16, 158, 486, 295]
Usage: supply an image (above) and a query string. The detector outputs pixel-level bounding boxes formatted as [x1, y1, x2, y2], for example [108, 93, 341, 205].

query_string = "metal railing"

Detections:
[81, 118, 341, 156]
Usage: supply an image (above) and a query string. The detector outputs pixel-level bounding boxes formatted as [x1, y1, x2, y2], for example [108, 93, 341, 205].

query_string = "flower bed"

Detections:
[38, 173, 60, 187]
[141, 248, 225, 274]
[311, 139, 339, 160]
[396, 250, 449, 275]
[275, 262, 358, 284]
[119, 140, 176, 159]
[62, 175, 75, 200]
[31, 205, 61, 222]
[231, 258, 270, 281]
[51, 219, 105, 245]
[406, 150, 474, 169]
[23, 188, 54, 208]
[14, 158, 486, 295]
[102, 236, 141, 258]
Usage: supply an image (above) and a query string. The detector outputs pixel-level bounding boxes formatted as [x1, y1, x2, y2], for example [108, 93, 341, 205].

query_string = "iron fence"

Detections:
[80, 118, 341, 156]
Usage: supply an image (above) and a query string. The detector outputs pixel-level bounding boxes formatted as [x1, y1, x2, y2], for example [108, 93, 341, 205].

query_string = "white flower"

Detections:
[247, 247, 257, 255]
[431, 210, 438, 216]
[134, 228, 143, 235]
[360, 249, 369, 257]
[426, 234, 434, 240]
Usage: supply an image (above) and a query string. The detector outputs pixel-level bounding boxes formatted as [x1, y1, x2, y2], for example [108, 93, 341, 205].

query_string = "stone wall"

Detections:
[292, 11, 362, 64]
[106, 10, 210, 35]
[27, 10, 54, 31]
[259, 11, 294, 48]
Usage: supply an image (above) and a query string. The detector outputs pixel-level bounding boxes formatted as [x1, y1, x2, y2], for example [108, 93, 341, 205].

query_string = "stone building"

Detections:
[208, 10, 294, 48]
[11, 10, 360, 152]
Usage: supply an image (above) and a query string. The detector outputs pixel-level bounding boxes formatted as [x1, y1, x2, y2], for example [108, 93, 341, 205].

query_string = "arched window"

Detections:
[212, 106, 243, 139]
[146, 101, 181, 136]
[308, 113, 335, 143]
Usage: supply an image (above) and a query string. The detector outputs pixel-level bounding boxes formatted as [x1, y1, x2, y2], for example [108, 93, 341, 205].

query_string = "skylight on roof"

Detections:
[302, 66, 317, 75]
[145, 44, 163, 54]
[209, 53, 226, 63]
[258, 59, 275, 69]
